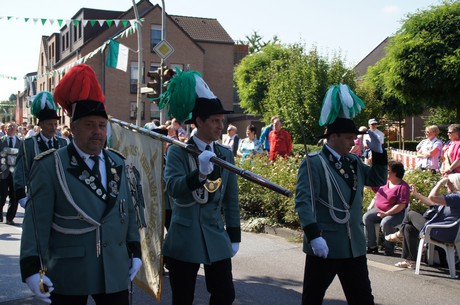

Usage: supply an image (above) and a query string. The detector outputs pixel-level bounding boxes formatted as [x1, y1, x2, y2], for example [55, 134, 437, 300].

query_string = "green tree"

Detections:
[382, 1, 460, 120]
[234, 42, 355, 145]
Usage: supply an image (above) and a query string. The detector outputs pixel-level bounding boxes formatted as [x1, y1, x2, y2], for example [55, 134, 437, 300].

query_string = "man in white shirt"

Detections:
[363, 118, 385, 165]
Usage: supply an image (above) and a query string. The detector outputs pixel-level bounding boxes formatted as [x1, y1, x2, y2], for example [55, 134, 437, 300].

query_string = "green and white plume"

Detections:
[318, 84, 365, 126]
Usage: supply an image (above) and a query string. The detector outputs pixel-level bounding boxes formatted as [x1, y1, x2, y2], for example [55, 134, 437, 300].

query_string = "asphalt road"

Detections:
[1, 206, 460, 305]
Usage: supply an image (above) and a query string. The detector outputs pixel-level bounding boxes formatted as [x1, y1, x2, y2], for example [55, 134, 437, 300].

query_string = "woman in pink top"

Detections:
[441, 124, 460, 176]
[363, 160, 410, 255]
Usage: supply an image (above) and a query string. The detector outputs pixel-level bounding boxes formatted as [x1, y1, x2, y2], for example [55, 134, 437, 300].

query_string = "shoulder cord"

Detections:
[317, 155, 350, 224]
[54, 152, 102, 257]
[168, 154, 208, 207]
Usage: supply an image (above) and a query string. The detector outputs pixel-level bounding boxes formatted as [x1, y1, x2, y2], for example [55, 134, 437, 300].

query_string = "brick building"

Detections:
[19, 0, 247, 128]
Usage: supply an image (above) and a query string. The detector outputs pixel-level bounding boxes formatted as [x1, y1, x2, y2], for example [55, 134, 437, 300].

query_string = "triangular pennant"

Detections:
[57, 19, 63, 27]
[7, 16, 12, 20]
[129, 20, 136, 28]
[121, 20, 129, 27]
[82, 20, 89, 27]
[33, 18, 39, 24]
[98, 20, 105, 27]
[40, 18, 47, 25]
[90, 20, 97, 27]
[114, 20, 120, 27]
[106, 20, 113, 27]
[49, 19, 55, 26]
[65, 20, 71, 27]
[24, 18, 29, 22]
[72, 19, 79, 26]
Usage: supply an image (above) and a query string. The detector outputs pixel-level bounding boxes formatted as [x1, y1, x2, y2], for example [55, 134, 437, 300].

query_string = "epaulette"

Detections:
[34, 148, 56, 160]
[108, 148, 126, 159]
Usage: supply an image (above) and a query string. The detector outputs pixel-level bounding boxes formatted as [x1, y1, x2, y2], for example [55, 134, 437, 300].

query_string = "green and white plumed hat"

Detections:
[159, 69, 232, 123]
[317, 84, 365, 138]
[319, 84, 365, 126]
[31, 91, 60, 122]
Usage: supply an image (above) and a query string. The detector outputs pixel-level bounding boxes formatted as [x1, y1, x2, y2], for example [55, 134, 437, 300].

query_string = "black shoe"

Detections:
[6, 220, 15, 225]
[367, 246, 379, 254]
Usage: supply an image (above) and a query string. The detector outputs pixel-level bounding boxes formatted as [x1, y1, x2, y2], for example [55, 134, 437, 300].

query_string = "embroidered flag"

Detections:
[106, 40, 129, 72]
[109, 122, 164, 301]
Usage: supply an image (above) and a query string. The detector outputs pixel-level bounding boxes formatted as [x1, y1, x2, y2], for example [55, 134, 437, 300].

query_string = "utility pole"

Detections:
[159, 0, 167, 124]
[132, 0, 142, 127]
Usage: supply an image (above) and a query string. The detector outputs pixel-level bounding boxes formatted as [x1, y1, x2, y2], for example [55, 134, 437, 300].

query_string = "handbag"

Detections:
[423, 205, 439, 220]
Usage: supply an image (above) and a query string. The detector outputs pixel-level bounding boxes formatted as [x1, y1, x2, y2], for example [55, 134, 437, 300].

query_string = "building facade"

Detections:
[20, 0, 245, 128]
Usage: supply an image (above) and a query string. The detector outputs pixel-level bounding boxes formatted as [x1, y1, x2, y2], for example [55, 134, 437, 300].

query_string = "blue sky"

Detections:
[0, 0, 443, 101]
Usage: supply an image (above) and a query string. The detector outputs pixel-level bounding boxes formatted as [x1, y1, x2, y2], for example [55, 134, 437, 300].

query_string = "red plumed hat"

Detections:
[54, 64, 107, 121]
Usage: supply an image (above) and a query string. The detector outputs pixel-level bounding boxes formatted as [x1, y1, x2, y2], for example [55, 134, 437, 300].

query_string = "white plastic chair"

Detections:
[415, 218, 460, 278]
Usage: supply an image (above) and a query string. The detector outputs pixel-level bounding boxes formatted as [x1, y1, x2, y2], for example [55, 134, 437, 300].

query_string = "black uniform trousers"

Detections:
[302, 254, 374, 305]
[50, 289, 129, 305]
[0, 175, 17, 222]
[166, 256, 235, 305]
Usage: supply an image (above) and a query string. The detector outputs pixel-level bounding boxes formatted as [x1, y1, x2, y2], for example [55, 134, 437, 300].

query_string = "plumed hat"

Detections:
[158, 69, 233, 124]
[317, 84, 366, 138]
[31, 91, 60, 122]
[54, 64, 107, 121]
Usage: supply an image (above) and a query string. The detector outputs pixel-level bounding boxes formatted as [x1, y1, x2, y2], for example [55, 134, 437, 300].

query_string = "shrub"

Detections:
[238, 150, 444, 230]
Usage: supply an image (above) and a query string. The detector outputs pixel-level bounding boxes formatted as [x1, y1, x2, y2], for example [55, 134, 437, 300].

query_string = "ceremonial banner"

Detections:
[106, 40, 129, 72]
[109, 122, 164, 301]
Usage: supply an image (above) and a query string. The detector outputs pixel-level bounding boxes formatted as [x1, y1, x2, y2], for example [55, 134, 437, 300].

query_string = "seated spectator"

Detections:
[363, 160, 410, 255]
[416, 125, 443, 173]
[387, 174, 460, 268]
[440, 124, 460, 176]
[237, 125, 263, 163]
[350, 126, 367, 158]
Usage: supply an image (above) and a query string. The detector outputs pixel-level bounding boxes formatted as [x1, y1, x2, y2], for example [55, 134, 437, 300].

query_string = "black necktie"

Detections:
[205, 144, 211, 151]
[48, 139, 53, 149]
[8, 137, 13, 148]
[90, 155, 101, 179]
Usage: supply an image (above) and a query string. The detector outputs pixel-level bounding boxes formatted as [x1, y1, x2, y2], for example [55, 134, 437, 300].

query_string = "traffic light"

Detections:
[146, 69, 161, 100]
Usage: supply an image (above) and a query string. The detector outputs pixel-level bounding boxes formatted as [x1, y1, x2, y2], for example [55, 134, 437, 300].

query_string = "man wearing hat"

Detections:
[0, 122, 21, 224]
[294, 84, 388, 305]
[363, 118, 385, 165]
[20, 64, 142, 305]
[161, 70, 241, 305]
[14, 91, 68, 209]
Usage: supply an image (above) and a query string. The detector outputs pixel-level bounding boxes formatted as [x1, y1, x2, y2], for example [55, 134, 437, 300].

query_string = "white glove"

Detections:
[231, 242, 240, 257]
[365, 130, 383, 153]
[25, 273, 54, 304]
[129, 257, 142, 281]
[310, 237, 329, 258]
[19, 196, 28, 208]
[198, 150, 215, 176]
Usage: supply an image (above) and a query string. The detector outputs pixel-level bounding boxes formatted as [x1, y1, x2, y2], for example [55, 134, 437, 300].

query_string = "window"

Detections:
[78, 21, 82, 39]
[130, 62, 145, 93]
[73, 24, 77, 42]
[149, 102, 160, 119]
[130, 101, 145, 120]
[150, 25, 162, 52]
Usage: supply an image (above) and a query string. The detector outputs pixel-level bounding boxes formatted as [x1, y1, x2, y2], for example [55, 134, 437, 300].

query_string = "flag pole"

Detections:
[132, 0, 143, 127]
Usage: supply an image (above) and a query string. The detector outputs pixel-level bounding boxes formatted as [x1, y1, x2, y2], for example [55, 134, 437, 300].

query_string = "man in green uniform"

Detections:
[20, 64, 142, 305]
[161, 70, 241, 305]
[14, 91, 68, 209]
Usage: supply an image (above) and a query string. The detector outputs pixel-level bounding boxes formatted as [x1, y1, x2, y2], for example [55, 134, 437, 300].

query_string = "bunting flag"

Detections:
[109, 122, 164, 301]
[106, 40, 129, 72]
[0, 16, 137, 28]
[0, 74, 17, 80]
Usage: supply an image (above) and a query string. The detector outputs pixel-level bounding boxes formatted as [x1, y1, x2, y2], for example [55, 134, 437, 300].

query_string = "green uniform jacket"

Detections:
[163, 139, 241, 264]
[13, 133, 68, 200]
[20, 143, 141, 295]
[295, 147, 387, 259]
